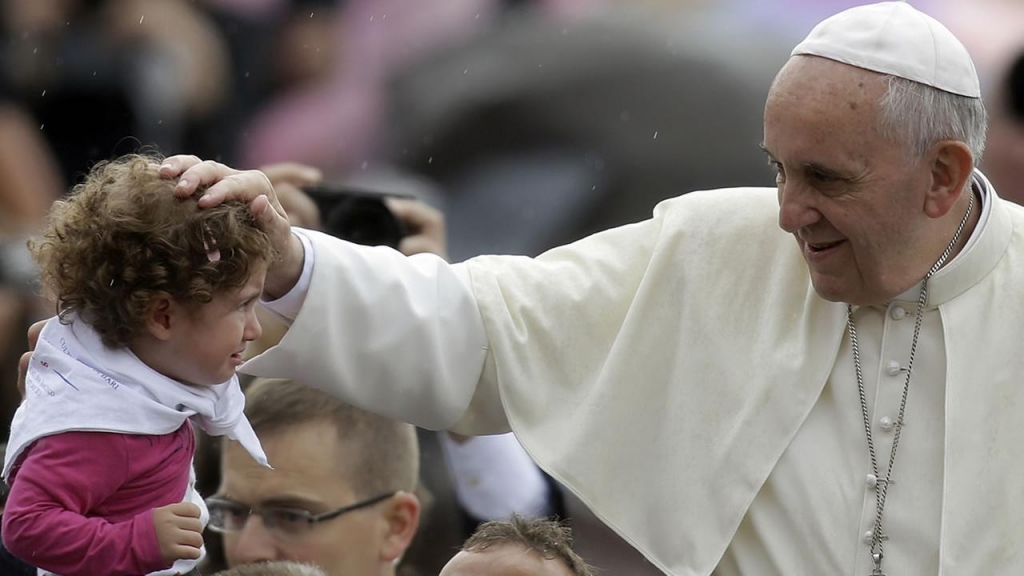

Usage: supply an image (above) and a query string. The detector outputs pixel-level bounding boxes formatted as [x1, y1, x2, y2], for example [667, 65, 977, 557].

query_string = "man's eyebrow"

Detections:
[215, 491, 325, 510]
[260, 496, 327, 511]
[803, 162, 852, 180]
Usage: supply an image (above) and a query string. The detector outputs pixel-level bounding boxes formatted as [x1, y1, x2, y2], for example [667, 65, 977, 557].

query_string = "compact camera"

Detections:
[301, 185, 411, 249]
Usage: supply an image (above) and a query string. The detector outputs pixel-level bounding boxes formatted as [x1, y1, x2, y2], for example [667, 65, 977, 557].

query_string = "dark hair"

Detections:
[30, 153, 275, 348]
[462, 515, 595, 576]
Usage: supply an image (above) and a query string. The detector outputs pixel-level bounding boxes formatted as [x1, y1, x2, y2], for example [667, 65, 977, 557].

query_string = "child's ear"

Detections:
[144, 293, 179, 341]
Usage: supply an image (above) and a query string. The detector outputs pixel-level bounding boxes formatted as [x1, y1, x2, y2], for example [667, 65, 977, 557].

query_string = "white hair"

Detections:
[878, 76, 988, 166]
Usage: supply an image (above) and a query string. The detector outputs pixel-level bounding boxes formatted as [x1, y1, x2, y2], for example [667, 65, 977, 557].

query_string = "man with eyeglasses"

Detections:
[207, 377, 421, 576]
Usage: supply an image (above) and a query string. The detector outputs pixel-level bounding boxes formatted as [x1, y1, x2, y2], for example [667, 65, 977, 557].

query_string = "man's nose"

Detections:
[225, 516, 280, 566]
[777, 182, 821, 234]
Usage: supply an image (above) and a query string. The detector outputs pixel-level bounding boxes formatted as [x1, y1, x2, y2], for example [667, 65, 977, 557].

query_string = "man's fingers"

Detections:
[173, 160, 235, 198]
[199, 171, 278, 210]
[158, 155, 203, 179]
[252, 195, 289, 232]
[195, 173, 251, 206]
[255, 193, 306, 299]
[252, 195, 297, 262]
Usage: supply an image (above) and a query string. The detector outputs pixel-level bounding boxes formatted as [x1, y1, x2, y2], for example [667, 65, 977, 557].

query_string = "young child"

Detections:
[2, 154, 275, 576]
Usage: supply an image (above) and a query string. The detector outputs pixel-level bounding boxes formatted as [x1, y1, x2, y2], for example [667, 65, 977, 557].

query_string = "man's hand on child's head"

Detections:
[160, 157, 276, 209]
[153, 502, 204, 566]
[159, 155, 306, 300]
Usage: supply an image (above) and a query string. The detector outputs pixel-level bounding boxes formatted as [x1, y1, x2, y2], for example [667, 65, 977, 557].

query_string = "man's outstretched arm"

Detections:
[162, 156, 495, 432]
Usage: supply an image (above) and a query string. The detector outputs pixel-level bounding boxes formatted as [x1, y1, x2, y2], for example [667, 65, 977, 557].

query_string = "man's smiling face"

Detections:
[764, 56, 936, 306]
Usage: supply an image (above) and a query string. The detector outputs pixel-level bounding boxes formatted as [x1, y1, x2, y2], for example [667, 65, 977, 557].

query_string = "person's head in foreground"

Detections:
[210, 378, 421, 576]
[763, 1, 987, 306]
[29, 152, 275, 385]
[212, 560, 326, 576]
[439, 515, 594, 576]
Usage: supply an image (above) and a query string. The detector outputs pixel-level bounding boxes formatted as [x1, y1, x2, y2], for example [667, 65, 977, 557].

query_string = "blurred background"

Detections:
[0, 0, 1021, 573]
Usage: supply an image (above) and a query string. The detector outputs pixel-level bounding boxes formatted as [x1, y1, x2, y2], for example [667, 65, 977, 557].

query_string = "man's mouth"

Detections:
[806, 239, 844, 253]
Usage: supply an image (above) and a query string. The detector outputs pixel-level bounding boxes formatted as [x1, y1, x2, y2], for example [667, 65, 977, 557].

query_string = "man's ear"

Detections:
[924, 140, 974, 219]
[144, 293, 178, 341]
[379, 491, 421, 563]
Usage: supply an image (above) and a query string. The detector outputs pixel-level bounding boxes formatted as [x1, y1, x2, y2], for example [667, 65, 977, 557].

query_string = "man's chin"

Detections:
[809, 275, 859, 305]
[810, 277, 895, 307]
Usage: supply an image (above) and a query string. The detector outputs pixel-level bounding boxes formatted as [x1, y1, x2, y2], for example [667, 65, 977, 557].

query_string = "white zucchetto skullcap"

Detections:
[792, 1, 981, 98]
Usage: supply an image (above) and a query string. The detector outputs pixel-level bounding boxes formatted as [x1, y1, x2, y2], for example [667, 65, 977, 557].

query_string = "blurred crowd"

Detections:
[0, 0, 1021, 574]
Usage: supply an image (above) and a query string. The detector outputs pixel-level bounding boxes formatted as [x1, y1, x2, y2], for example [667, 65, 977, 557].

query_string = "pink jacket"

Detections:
[2, 422, 194, 576]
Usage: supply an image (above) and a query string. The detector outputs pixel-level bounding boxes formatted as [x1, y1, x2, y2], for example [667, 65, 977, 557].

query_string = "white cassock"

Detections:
[243, 171, 1024, 575]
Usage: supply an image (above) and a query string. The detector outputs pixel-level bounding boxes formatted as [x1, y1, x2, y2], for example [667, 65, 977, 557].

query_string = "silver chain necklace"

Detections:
[846, 192, 974, 576]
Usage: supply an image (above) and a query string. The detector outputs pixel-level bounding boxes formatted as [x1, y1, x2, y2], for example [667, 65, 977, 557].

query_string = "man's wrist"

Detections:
[265, 233, 305, 300]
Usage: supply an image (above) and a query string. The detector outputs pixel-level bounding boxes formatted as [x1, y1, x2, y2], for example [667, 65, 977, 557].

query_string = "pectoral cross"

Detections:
[870, 552, 886, 576]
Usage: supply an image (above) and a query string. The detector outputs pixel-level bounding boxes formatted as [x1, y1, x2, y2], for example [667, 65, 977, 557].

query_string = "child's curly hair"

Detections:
[30, 154, 276, 348]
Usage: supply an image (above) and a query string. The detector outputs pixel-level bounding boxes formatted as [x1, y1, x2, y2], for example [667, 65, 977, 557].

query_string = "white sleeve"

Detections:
[439, 432, 554, 521]
[241, 229, 492, 431]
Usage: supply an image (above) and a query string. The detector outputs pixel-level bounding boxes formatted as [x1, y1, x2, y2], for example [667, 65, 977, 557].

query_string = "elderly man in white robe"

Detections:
[162, 2, 1022, 574]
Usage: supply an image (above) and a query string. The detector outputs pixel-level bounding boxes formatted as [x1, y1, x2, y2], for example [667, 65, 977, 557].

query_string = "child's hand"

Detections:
[152, 502, 204, 566]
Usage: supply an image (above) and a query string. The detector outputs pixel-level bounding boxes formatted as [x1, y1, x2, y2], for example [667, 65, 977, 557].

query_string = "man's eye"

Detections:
[810, 170, 839, 183]
[225, 506, 249, 520]
[268, 508, 311, 529]
[769, 161, 787, 182]
[210, 503, 250, 529]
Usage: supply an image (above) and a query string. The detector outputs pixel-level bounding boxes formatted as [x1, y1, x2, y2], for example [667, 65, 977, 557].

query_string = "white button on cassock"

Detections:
[890, 306, 907, 320]
[886, 360, 902, 376]
[879, 416, 894, 431]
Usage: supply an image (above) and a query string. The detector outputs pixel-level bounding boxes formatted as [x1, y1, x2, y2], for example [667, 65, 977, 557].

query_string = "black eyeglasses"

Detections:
[205, 491, 398, 537]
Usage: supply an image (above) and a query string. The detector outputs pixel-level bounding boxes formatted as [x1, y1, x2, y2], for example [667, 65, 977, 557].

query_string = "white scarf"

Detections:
[4, 316, 270, 479]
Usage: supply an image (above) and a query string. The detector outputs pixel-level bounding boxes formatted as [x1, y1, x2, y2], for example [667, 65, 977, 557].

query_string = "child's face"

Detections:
[165, 264, 267, 386]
